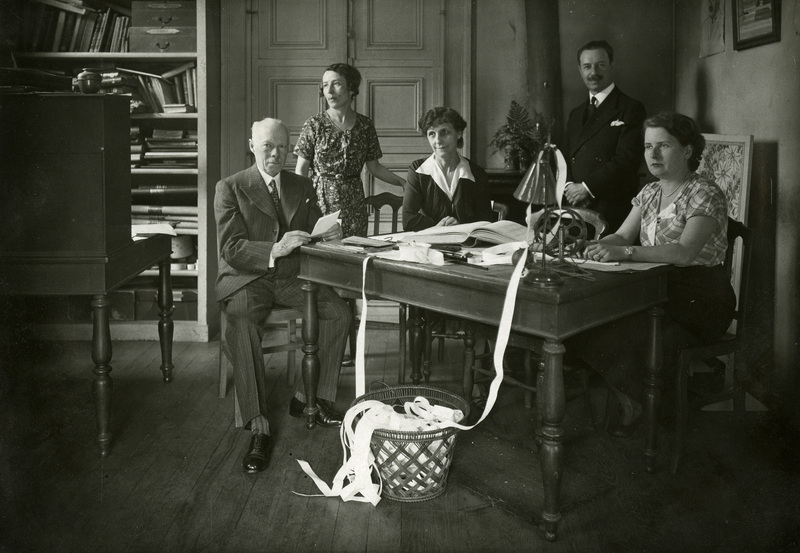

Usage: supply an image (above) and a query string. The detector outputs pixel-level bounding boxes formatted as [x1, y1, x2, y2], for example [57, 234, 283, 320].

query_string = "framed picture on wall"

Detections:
[732, 0, 781, 50]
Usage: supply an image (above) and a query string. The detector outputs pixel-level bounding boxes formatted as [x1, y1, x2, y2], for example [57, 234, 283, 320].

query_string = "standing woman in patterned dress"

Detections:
[294, 63, 405, 237]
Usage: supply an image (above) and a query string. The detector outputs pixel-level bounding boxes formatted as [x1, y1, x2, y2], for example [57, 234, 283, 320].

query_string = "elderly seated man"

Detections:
[215, 117, 351, 474]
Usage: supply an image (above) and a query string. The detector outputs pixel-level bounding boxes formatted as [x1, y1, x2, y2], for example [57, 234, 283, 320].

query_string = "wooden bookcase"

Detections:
[9, 0, 220, 341]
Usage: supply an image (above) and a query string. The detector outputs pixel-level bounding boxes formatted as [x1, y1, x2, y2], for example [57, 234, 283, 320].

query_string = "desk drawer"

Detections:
[129, 27, 196, 53]
[131, 1, 196, 28]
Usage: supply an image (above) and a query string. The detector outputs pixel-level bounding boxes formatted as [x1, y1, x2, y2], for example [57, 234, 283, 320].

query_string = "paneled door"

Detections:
[249, 0, 460, 196]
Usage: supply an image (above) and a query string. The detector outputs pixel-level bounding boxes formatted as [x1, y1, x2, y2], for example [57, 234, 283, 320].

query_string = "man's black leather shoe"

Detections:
[289, 397, 343, 427]
[242, 433, 272, 473]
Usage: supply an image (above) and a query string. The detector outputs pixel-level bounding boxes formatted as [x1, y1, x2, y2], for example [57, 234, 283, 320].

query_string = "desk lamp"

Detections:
[513, 144, 563, 288]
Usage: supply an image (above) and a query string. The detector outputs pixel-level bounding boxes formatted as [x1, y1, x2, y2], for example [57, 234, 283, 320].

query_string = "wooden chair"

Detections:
[671, 218, 752, 473]
[427, 201, 511, 365]
[339, 193, 408, 382]
[218, 307, 303, 426]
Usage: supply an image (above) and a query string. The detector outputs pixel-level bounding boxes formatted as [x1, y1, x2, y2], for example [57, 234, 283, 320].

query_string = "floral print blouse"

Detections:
[294, 112, 383, 237]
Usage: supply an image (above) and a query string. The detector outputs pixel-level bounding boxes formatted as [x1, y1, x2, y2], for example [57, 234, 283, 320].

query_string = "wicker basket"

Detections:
[350, 385, 470, 503]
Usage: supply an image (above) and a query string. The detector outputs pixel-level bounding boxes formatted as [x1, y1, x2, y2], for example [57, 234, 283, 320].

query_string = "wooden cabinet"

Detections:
[8, 0, 220, 341]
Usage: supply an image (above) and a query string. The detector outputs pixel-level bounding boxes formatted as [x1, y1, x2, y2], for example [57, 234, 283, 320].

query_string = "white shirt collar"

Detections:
[257, 167, 282, 197]
[590, 82, 615, 107]
[415, 154, 474, 200]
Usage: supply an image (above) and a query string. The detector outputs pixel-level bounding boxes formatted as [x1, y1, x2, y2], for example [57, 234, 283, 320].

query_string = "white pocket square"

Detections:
[610, 120, 625, 127]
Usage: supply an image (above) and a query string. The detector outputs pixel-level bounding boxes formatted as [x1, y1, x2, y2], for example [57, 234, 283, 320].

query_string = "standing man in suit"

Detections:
[215, 117, 351, 474]
[562, 40, 646, 231]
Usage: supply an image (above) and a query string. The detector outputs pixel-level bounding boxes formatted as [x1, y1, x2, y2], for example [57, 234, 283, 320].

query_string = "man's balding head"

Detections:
[249, 118, 290, 177]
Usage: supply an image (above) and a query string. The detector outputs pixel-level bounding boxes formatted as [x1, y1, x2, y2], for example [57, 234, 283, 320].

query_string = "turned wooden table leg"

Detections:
[157, 259, 174, 383]
[533, 355, 545, 448]
[422, 314, 432, 383]
[301, 281, 320, 429]
[408, 306, 424, 385]
[644, 306, 665, 473]
[540, 339, 566, 542]
[398, 303, 407, 384]
[91, 294, 113, 457]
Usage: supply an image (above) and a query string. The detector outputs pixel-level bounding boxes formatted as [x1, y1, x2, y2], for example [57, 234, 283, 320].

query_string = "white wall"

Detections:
[674, 0, 799, 406]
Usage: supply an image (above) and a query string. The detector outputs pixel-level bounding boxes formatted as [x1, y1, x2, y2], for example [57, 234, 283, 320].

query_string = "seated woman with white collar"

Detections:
[403, 107, 494, 231]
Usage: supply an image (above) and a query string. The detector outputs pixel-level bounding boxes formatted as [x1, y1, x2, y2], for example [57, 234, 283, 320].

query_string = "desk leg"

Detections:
[540, 339, 565, 542]
[398, 303, 407, 384]
[301, 281, 320, 429]
[644, 306, 665, 473]
[157, 259, 174, 383]
[408, 306, 424, 385]
[422, 317, 432, 383]
[91, 294, 113, 457]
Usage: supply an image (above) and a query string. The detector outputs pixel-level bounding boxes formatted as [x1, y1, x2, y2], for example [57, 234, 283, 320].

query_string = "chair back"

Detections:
[725, 217, 752, 334]
[492, 201, 510, 221]
[365, 193, 403, 235]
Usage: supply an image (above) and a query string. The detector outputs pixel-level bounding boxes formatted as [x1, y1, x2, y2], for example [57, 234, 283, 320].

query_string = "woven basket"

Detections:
[350, 385, 470, 503]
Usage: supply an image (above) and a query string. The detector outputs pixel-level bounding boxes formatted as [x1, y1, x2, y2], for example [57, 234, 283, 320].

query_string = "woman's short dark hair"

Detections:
[418, 107, 467, 148]
[325, 63, 362, 96]
[643, 111, 706, 171]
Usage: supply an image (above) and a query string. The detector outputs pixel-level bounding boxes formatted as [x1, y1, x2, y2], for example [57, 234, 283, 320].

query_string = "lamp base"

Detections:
[524, 267, 563, 288]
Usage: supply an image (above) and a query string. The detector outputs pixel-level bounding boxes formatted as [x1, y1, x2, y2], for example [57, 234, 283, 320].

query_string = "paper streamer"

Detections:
[295, 244, 529, 503]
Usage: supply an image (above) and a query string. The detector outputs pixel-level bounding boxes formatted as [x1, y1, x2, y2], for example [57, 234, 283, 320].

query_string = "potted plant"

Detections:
[489, 101, 549, 170]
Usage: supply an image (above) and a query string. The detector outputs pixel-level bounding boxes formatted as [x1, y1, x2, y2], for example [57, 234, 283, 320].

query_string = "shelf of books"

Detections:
[6, 0, 220, 342]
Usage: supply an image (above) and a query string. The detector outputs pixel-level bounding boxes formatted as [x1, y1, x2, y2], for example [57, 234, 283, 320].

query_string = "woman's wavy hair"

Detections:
[418, 107, 467, 148]
[324, 63, 362, 97]
[643, 111, 706, 171]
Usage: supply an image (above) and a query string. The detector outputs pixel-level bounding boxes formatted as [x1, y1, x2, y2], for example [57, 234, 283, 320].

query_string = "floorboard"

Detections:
[2, 330, 800, 553]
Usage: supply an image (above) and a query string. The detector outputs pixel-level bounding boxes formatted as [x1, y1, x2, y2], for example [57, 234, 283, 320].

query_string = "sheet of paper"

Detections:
[471, 241, 528, 266]
[531, 251, 668, 272]
[310, 210, 341, 238]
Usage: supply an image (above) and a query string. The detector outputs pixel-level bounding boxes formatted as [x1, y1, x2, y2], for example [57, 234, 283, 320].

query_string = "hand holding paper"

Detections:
[310, 210, 341, 239]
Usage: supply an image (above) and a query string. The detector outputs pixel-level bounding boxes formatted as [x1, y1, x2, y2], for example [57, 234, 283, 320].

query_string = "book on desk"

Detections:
[396, 220, 530, 246]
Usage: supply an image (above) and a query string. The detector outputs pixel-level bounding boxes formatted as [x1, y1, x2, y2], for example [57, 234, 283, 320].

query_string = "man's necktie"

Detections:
[584, 96, 597, 124]
[267, 180, 281, 210]
[267, 180, 287, 233]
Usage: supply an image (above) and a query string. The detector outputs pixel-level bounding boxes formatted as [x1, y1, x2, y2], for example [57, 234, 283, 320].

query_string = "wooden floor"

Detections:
[1, 326, 799, 553]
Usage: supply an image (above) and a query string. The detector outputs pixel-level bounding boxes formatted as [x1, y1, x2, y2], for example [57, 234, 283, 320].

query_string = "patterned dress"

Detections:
[294, 112, 383, 237]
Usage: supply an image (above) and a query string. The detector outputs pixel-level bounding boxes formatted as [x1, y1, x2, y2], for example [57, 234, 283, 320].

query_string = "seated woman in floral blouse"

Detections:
[568, 111, 736, 437]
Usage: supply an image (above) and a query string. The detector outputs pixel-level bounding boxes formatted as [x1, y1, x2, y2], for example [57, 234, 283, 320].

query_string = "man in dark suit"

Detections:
[215, 117, 351, 473]
[562, 40, 646, 231]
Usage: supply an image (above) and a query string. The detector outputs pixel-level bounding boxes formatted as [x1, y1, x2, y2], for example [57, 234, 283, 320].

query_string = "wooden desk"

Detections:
[0, 236, 174, 457]
[297, 244, 669, 541]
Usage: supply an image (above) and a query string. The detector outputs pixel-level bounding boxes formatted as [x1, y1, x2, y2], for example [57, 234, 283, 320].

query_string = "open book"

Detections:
[400, 220, 531, 246]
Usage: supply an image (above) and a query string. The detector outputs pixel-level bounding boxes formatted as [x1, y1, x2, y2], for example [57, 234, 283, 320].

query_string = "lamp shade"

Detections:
[513, 149, 557, 206]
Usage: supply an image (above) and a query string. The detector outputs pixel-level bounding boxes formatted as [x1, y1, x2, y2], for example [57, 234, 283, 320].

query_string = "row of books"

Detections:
[131, 205, 198, 236]
[102, 63, 197, 113]
[132, 128, 198, 168]
[19, 0, 131, 53]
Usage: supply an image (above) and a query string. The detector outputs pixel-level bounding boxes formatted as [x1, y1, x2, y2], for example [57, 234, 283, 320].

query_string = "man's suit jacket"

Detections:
[563, 86, 646, 231]
[214, 165, 321, 301]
